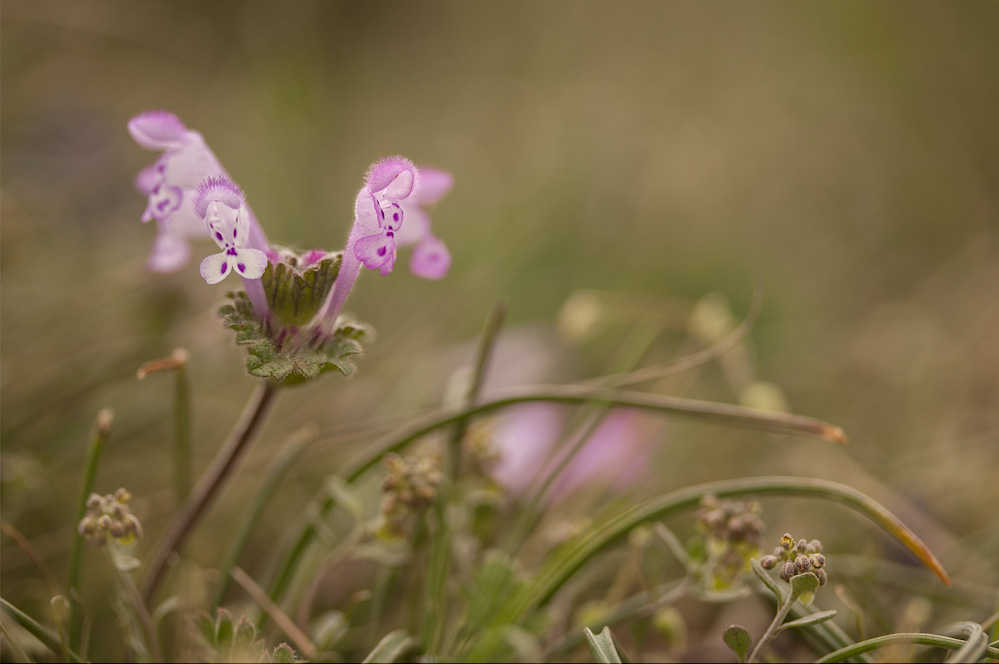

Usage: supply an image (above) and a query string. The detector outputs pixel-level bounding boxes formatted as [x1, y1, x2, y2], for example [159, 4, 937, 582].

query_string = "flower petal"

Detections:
[162, 138, 222, 189]
[193, 175, 244, 219]
[353, 188, 380, 238]
[413, 167, 453, 205]
[354, 232, 396, 272]
[145, 184, 183, 222]
[134, 164, 160, 196]
[232, 248, 268, 279]
[199, 252, 232, 285]
[366, 156, 417, 199]
[147, 232, 190, 273]
[394, 205, 431, 247]
[409, 235, 451, 280]
[128, 111, 189, 151]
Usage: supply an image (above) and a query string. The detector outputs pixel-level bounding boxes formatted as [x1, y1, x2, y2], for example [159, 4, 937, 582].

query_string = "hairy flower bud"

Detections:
[760, 555, 778, 570]
[810, 553, 825, 569]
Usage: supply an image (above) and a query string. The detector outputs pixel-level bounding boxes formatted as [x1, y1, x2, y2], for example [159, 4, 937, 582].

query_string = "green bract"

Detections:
[218, 251, 373, 385]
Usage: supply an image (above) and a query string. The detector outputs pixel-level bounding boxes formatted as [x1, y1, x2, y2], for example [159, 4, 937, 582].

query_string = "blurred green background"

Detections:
[2, 1, 998, 659]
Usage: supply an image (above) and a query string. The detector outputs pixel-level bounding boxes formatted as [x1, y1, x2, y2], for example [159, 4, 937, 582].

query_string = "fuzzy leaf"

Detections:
[750, 558, 784, 605]
[722, 624, 752, 662]
[270, 642, 301, 663]
[789, 572, 820, 601]
[219, 290, 372, 384]
[777, 609, 838, 633]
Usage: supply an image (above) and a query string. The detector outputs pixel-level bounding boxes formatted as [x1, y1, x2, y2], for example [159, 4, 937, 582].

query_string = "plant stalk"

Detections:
[142, 381, 279, 605]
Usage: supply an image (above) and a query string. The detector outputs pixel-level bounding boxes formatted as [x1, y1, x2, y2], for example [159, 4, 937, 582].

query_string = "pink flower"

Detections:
[317, 158, 453, 334]
[129, 111, 269, 273]
[193, 176, 267, 285]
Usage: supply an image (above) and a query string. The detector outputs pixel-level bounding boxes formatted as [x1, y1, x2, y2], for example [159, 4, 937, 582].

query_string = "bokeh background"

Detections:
[3, 1, 998, 660]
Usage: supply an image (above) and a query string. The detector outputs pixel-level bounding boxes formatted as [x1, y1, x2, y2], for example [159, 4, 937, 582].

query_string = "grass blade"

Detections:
[506, 476, 949, 624]
[816, 632, 999, 663]
[1, 597, 84, 663]
[67, 408, 113, 653]
[583, 626, 623, 663]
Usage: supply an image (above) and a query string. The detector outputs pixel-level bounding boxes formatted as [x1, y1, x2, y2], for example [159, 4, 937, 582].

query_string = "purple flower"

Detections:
[194, 176, 268, 285]
[317, 157, 453, 333]
[129, 111, 269, 273]
[492, 406, 661, 503]
[395, 167, 453, 280]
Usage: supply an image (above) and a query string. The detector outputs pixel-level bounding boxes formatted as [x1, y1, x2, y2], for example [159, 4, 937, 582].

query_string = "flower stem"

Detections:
[67, 408, 113, 653]
[142, 381, 279, 605]
[747, 587, 794, 662]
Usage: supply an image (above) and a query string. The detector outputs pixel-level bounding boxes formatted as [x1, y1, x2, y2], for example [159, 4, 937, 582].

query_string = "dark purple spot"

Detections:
[237, 263, 245, 273]
[216, 232, 224, 242]
[393, 212, 399, 221]
[377, 247, 387, 257]
[233, 228, 237, 238]
[386, 231, 394, 238]
[220, 262, 228, 275]
[227, 247, 238, 255]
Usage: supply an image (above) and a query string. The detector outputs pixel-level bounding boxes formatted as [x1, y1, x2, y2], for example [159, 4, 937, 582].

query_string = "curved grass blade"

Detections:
[1, 597, 84, 663]
[816, 632, 999, 663]
[503, 476, 949, 625]
[268, 387, 846, 607]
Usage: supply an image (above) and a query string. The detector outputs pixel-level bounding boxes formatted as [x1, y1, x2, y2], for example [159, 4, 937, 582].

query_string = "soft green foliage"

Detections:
[218, 289, 370, 383]
[722, 625, 751, 663]
[194, 609, 301, 663]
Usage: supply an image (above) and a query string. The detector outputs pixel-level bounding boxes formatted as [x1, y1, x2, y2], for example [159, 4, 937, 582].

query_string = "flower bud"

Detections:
[97, 514, 112, 530]
[781, 561, 796, 581]
[108, 521, 126, 539]
[795, 554, 811, 573]
[796, 539, 808, 553]
[808, 539, 823, 553]
[809, 553, 825, 569]
[815, 568, 828, 586]
[86, 493, 103, 510]
[760, 555, 778, 570]
[780, 534, 794, 551]
[114, 488, 132, 503]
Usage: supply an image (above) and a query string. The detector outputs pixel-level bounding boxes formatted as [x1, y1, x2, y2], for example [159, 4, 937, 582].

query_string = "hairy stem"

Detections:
[142, 381, 279, 605]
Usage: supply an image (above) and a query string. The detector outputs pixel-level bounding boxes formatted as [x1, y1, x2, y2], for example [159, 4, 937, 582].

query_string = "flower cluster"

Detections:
[760, 533, 827, 587]
[695, 495, 765, 589]
[77, 488, 143, 546]
[129, 111, 452, 382]
[379, 453, 443, 537]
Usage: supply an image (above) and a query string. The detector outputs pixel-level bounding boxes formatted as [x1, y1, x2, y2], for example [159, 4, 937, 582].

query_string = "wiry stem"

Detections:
[142, 381, 279, 605]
